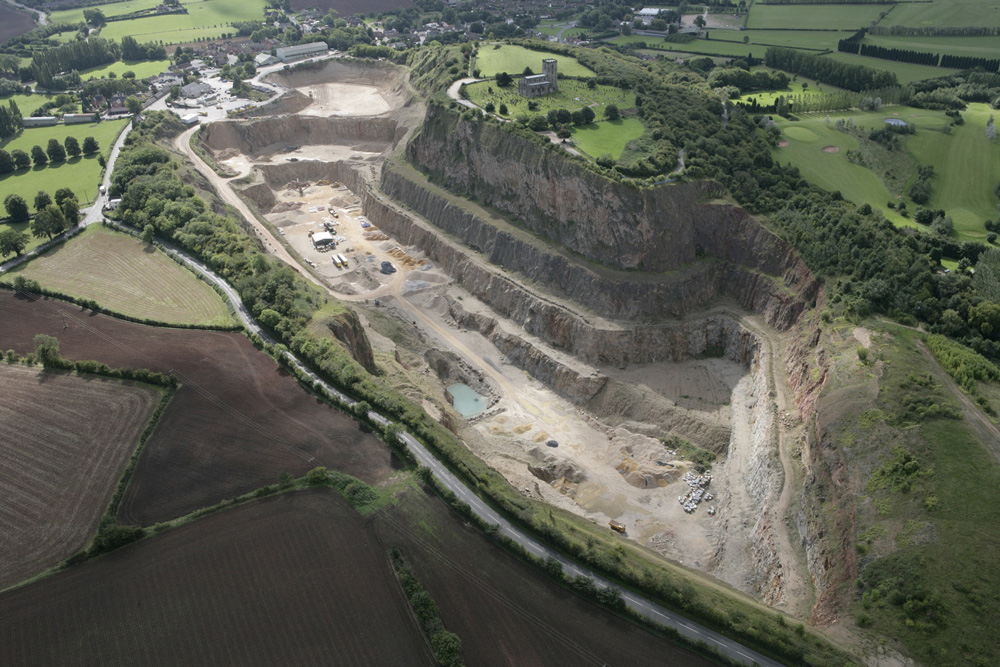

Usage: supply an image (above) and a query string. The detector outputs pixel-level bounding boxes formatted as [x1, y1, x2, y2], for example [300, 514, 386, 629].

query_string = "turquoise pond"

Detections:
[447, 383, 489, 418]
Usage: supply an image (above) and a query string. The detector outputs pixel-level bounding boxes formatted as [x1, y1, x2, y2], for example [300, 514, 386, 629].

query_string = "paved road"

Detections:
[446, 77, 482, 109]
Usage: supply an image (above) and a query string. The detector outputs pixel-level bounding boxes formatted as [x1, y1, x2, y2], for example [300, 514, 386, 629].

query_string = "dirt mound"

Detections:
[271, 201, 302, 213]
[527, 448, 587, 484]
[822, 145, 840, 153]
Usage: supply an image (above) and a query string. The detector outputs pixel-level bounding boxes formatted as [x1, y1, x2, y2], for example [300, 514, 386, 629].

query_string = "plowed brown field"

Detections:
[0, 291, 395, 525]
[0, 489, 434, 666]
[0, 364, 160, 591]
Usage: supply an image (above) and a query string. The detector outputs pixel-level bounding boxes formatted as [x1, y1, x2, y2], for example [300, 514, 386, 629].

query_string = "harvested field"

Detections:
[0, 363, 161, 590]
[3, 226, 235, 327]
[0, 291, 396, 525]
[0, 4, 35, 42]
[0, 489, 434, 666]
[374, 489, 715, 667]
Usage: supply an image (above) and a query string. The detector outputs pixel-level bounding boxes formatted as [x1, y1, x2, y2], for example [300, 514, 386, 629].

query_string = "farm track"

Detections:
[0, 490, 435, 666]
[0, 291, 396, 525]
[0, 363, 160, 590]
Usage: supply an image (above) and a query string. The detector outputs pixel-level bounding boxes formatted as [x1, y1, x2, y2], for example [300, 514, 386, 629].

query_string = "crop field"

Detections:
[0, 3, 35, 43]
[80, 59, 171, 81]
[823, 51, 957, 85]
[746, 4, 887, 30]
[464, 79, 635, 118]
[474, 43, 595, 78]
[0, 363, 160, 591]
[49, 0, 161, 24]
[0, 490, 434, 665]
[570, 118, 644, 159]
[907, 103, 1000, 241]
[0, 292, 398, 525]
[881, 0, 1000, 27]
[2, 226, 235, 327]
[0, 119, 128, 208]
[373, 488, 715, 667]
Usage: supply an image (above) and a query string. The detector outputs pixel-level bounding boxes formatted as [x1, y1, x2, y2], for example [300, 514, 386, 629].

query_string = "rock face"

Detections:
[200, 115, 402, 157]
[322, 311, 376, 373]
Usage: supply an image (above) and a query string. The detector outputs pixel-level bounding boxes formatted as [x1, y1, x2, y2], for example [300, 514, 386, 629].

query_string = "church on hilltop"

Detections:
[518, 59, 558, 98]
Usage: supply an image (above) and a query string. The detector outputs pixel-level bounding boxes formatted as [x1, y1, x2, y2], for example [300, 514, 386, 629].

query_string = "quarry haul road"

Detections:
[173, 127, 786, 667]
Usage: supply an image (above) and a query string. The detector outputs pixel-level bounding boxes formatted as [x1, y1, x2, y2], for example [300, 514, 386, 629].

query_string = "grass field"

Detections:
[0, 363, 160, 590]
[881, 0, 1000, 27]
[474, 43, 595, 78]
[747, 3, 886, 29]
[0, 119, 127, 209]
[79, 59, 171, 81]
[907, 103, 1000, 241]
[1, 92, 67, 118]
[0, 291, 397, 525]
[464, 79, 635, 118]
[865, 34, 1000, 60]
[738, 70, 837, 105]
[2, 226, 235, 327]
[823, 51, 957, 85]
[52, 0, 268, 45]
[570, 118, 644, 159]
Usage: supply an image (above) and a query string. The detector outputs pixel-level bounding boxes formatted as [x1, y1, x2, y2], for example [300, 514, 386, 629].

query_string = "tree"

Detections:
[141, 223, 155, 244]
[694, 15, 706, 28]
[31, 204, 65, 239]
[54, 188, 76, 208]
[522, 65, 533, 76]
[46, 138, 66, 163]
[495, 71, 512, 87]
[34, 190, 52, 211]
[498, 103, 508, 115]
[4, 194, 29, 222]
[0, 149, 12, 174]
[82, 136, 99, 154]
[11, 149, 30, 170]
[30, 144, 48, 167]
[64, 136, 81, 158]
[605, 104, 620, 120]
[33, 334, 61, 367]
[580, 106, 596, 124]
[0, 228, 28, 257]
[61, 198, 80, 225]
[126, 96, 142, 115]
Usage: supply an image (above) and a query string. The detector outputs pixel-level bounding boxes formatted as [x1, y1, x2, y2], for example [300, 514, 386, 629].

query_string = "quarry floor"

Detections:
[178, 64, 814, 621]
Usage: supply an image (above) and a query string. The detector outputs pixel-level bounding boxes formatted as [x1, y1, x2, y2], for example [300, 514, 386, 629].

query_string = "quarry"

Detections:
[189, 57, 821, 619]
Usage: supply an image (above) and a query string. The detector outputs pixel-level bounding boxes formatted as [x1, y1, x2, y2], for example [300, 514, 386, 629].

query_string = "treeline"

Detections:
[32, 39, 119, 89]
[838, 39, 1000, 72]
[737, 85, 909, 113]
[120, 36, 167, 62]
[940, 53, 1000, 71]
[707, 67, 789, 92]
[765, 46, 897, 91]
[758, 0, 890, 3]
[0, 100, 22, 140]
[869, 25, 1000, 37]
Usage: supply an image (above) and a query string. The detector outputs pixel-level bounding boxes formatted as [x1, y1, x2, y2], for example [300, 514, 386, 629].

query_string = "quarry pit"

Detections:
[189, 58, 813, 616]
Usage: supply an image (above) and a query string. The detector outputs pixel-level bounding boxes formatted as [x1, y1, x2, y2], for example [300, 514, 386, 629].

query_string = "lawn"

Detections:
[569, 117, 644, 159]
[463, 78, 635, 118]
[865, 34, 1000, 60]
[738, 69, 840, 105]
[0, 92, 68, 118]
[881, 0, 1000, 27]
[2, 225, 235, 326]
[906, 103, 1000, 242]
[823, 51, 957, 85]
[746, 3, 886, 29]
[0, 119, 127, 209]
[53, 0, 268, 45]
[474, 42, 595, 78]
[79, 59, 171, 81]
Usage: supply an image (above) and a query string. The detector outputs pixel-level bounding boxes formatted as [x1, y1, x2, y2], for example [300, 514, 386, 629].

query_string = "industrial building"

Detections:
[22, 116, 57, 128]
[275, 42, 327, 63]
[63, 113, 98, 125]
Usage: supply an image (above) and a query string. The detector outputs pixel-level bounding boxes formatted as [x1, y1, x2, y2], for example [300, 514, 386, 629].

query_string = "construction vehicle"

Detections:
[609, 520, 626, 534]
[337, 253, 348, 268]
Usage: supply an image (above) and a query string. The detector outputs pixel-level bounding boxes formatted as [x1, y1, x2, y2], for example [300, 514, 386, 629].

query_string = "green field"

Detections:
[738, 71, 837, 105]
[569, 117, 644, 159]
[907, 103, 1000, 241]
[0, 92, 67, 118]
[746, 4, 886, 29]
[80, 59, 171, 81]
[52, 0, 267, 45]
[865, 34, 1000, 60]
[881, 0, 1000, 27]
[474, 43, 595, 78]
[0, 119, 127, 208]
[609, 30, 847, 59]
[2, 225, 235, 326]
[463, 78, 635, 118]
[823, 51, 957, 85]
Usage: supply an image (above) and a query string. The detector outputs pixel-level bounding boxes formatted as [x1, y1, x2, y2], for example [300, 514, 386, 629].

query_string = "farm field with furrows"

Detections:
[374, 489, 716, 667]
[0, 292, 397, 525]
[0, 363, 160, 590]
[0, 490, 434, 666]
[0, 3, 35, 43]
[2, 226, 235, 327]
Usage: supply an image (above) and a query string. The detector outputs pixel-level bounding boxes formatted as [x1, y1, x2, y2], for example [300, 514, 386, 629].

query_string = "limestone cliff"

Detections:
[323, 309, 377, 374]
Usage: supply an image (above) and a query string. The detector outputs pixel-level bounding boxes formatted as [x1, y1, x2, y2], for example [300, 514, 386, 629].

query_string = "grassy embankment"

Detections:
[473, 43, 595, 78]
[0, 225, 235, 327]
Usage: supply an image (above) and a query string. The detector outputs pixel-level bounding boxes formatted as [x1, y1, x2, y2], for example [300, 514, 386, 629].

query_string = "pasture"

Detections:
[747, 3, 886, 29]
[80, 59, 171, 81]
[1, 226, 235, 327]
[823, 51, 957, 85]
[865, 34, 1000, 61]
[0, 362, 160, 590]
[0, 119, 128, 207]
[881, 0, 1000, 27]
[474, 43, 595, 78]
[0, 490, 434, 665]
[463, 79, 634, 118]
[570, 118, 644, 159]
[0, 292, 399, 525]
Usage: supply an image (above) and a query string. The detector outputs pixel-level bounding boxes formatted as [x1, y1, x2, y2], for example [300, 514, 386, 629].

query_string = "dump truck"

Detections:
[609, 520, 626, 533]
